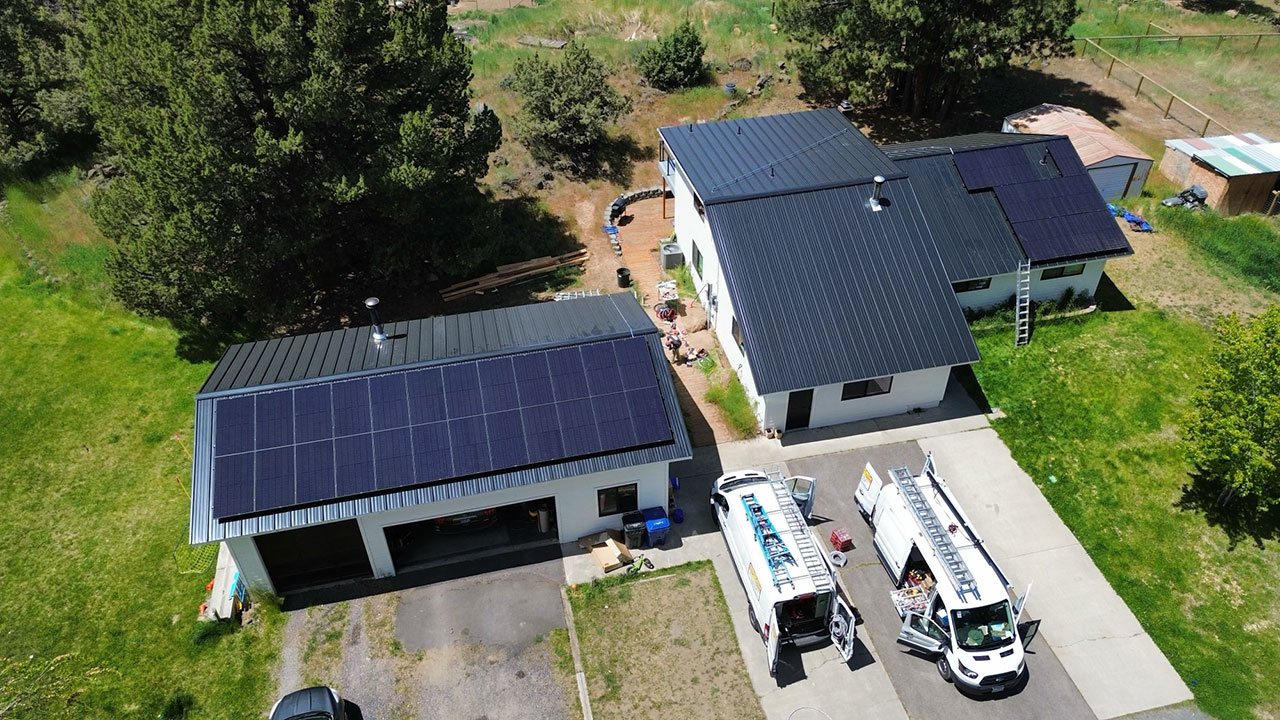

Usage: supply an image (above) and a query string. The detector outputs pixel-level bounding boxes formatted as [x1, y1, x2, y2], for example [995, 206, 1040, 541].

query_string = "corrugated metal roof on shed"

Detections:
[199, 293, 653, 396]
[705, 179, 980, 396]
[657, 108, 902, 205]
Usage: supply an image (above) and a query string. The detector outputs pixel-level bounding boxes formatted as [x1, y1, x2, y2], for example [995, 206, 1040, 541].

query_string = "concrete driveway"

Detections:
[276, 556, 574, 720]
[788, 444, 1096, 720]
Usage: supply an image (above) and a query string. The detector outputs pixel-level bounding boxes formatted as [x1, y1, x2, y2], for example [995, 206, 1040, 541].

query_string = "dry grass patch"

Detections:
[567, 561, 762, 720]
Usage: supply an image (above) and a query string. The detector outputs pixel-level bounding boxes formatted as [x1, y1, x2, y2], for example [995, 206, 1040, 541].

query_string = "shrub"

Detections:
[636, 22, 707, 91]
[705, 374, 759, 438]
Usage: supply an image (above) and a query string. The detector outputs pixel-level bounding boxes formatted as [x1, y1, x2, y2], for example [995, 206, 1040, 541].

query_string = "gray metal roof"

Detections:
[189, 295, 692, 544]
[881, 132, 1056, 160]
[892, 154, 1025, 282]
[200, 293, 653, 396]
[705, 179, 980, 396]
[658, 108, 903, 205]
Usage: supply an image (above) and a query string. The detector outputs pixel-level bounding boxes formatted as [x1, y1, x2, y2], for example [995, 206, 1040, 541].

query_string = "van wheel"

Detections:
[937, 657, 954, 683]
[748, 604, 760, 633]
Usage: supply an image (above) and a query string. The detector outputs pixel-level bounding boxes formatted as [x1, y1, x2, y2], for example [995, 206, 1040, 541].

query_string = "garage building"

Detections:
[189, 293, 692, 595]
[1003, 103, 1153, 200]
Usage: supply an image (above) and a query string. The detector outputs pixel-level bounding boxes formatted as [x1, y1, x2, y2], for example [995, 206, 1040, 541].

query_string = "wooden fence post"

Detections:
[1107, 56, 1116, 78]
[1202, 117, 1211, 137]
[1255, 35, 1263, 53]
[1135, 75, 1144, 97]
[1215, 35, 1224, 51]
[1164, 95, 1175, 119]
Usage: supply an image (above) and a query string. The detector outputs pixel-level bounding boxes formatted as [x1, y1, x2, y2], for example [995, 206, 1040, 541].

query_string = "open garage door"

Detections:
[384, 498, 559, 574]
[255, 520, 373, 593]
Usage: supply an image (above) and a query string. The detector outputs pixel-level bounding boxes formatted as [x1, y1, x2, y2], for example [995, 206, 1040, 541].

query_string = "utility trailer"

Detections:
[710, 469, 856, 676]
[855, 454, 1041, 693]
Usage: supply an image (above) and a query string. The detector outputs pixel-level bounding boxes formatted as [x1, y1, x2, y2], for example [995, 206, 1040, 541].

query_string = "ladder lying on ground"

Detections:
[1015, 259, 1032, 347]
[889, 465, 981, 602]
[743, 494, 797, 590]
[760, 466, 833, 595]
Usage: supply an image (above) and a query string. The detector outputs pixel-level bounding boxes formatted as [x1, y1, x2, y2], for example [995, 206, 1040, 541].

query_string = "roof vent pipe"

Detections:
[869, 175, 886, 212]
[365, 297, 387, 344]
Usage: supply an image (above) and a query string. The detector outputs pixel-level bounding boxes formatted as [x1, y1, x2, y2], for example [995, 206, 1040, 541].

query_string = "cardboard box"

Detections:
[578, 529, 634, 572]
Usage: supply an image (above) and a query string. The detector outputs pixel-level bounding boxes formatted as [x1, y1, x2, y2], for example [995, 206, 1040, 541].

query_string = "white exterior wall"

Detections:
[224, 462, 670, 592]
[760, 365, 953, 432]
[1034, 259, 1107, 303]
[954, 272, 1018, 311]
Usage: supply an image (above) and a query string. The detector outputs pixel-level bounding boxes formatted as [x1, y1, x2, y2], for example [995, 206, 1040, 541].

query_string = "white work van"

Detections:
[710, 470, 856, 676]
[854, 454, 1041, 694]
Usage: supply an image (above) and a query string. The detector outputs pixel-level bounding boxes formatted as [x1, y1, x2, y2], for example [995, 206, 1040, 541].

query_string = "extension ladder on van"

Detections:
[889, 465, 981, 602]
[742, 494, 798, 590]
[760, 466, 834, 595]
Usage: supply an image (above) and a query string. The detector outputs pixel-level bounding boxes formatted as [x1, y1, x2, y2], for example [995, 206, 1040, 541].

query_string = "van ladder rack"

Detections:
[769, 479, 833, 595]
[742, 494, 798, 591]
[889, 465, 981, 602]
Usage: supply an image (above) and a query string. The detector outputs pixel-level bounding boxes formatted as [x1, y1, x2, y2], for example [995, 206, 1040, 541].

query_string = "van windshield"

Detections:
[952, 600, 1015, 650]
[719, 477, 766, 493]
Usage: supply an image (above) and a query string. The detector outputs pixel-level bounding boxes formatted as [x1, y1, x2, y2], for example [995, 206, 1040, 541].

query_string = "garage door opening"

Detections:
[384, 498, 558, 573]
[255, 519, 373, 593]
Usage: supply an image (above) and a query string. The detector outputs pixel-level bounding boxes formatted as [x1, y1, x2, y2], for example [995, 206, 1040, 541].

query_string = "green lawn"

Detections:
[1151, 207, 1280, 295]
[0, 252, 282, 714]
[974, 307, 1280, 719]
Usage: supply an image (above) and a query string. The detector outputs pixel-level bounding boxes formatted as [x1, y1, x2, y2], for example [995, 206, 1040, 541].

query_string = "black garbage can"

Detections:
[622, 511, 646, 549]
[616, 267, 631, 288]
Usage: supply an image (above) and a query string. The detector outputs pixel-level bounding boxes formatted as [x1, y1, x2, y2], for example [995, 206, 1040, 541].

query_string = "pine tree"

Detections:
[637, 22, 707, 91]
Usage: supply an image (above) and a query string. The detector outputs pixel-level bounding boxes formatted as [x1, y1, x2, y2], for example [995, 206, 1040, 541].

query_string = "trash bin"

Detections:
[642, 506, 670, 547]
[622, 511, 646, 549]
[617, 267, 631, 288]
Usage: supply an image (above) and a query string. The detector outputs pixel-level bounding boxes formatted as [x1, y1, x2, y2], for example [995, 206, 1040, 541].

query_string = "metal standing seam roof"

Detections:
[189, 295, 693, 545]
[1004, 104, 1152, 165]
[887, 154, 1025, 282]
[880, 132, 1054, 159]
[705, 179, 980, 396]
[657, 108, 903, 205]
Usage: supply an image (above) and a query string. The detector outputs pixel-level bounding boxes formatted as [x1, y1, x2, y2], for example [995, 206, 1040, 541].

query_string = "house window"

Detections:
[952, 277, 992, 293]
[731, 316, 745, 352]
[1040, 263, 1085, 280]
[692, 241, 704, 278]
[842, 376, 893, 401]
[598, 483, 638, 516]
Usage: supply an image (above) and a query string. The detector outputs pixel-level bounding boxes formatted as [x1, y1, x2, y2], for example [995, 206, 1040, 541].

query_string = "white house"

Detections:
[658, 110, 1132, 432]
[1003, 104, 1153, 200]
[188, 294, 691, 595]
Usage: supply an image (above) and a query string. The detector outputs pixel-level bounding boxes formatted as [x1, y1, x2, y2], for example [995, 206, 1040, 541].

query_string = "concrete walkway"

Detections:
[919, 428, 1194, 720]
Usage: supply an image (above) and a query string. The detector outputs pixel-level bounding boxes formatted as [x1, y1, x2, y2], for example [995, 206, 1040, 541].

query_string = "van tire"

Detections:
[748, 604, 760, 633]
[937, 657, 954, 683]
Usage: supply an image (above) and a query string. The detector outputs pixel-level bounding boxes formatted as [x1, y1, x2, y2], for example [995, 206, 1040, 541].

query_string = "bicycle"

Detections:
[625, 555, 655, 576]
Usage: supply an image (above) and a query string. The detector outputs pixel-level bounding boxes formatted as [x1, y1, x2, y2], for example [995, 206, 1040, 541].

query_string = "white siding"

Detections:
[1034, 259, 1107, 303]
[760, 366, 953, 432]
[954, 273, 1018, 311]
[225, 463, 671, 593]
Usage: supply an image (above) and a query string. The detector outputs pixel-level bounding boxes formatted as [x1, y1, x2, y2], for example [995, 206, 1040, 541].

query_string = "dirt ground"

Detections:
[1104, 217, 1280, 325]
[615, 196, 740, 448]
[567, 564, 763, 720]
[448, 0, 535, 14]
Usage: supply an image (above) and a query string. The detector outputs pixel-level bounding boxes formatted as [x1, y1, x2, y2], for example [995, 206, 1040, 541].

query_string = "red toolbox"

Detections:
[829, 527, 853, 552]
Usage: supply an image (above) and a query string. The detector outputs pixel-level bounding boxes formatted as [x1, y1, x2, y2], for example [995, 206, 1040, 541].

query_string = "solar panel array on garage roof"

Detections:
[210, 336, 672, 519]
[950, 137, 1128, 263]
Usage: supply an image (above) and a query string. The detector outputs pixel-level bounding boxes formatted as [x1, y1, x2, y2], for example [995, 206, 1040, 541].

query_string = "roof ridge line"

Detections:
[708, 128, 853, 193]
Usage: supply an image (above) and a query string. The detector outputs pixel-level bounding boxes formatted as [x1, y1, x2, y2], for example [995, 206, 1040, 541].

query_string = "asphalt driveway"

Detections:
[788, 442, 1098, 720]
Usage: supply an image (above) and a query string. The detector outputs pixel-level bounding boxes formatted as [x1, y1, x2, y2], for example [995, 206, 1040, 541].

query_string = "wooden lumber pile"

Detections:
[440, 249, 589, 302]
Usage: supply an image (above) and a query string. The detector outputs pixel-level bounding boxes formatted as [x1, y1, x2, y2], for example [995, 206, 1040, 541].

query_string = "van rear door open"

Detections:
[767, 605, 782, 676]
[830, 594, 857, 662]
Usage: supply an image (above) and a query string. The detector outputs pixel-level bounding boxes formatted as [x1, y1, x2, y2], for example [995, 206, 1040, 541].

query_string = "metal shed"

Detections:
[1003, 104, 1153, 201]
[1159, 133, 1280, 216]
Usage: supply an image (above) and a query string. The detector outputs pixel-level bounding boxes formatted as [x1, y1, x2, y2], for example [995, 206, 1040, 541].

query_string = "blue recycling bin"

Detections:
[642, 506, 670, 547]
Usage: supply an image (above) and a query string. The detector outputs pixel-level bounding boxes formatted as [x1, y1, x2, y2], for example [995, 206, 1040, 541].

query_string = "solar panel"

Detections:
[953, 146, 1041, 189]
[210, 337, 675, 519]
[994, 176, 1130, 262]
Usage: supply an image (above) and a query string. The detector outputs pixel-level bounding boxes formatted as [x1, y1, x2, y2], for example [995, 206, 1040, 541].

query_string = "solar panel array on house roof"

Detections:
[209, 337, 672, 520]
[949, 137, 1129, 264]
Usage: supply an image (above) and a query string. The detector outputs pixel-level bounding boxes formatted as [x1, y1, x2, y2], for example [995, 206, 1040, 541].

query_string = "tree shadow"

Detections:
[1177, 472, 1280, 549]
[1181, 0, 1275, 18]
[175, 191, 583, 362]
[856, 65, 1127, 144]
[562, 131, 654, 186]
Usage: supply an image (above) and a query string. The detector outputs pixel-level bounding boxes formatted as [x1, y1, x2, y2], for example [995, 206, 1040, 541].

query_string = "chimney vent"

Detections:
[869, 175, 886, 212]
[365, 297, 387, 344]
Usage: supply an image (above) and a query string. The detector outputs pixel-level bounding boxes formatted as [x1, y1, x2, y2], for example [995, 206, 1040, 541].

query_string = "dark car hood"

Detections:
[273, 686, 338, 719]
